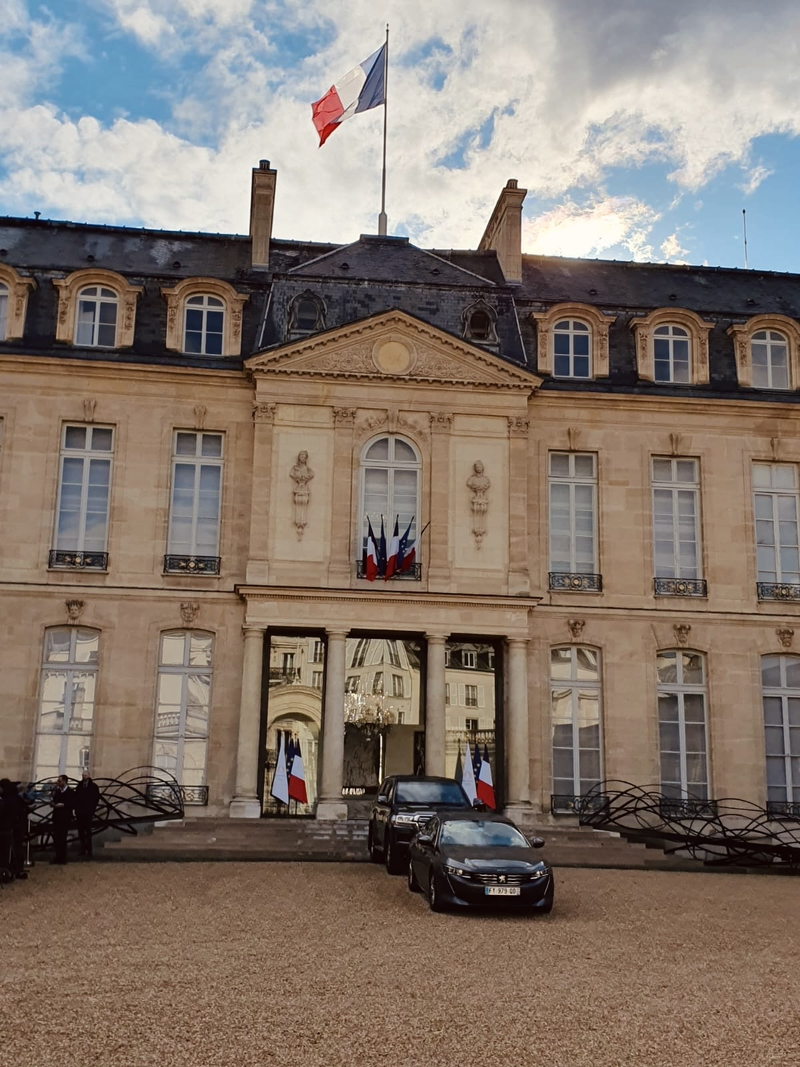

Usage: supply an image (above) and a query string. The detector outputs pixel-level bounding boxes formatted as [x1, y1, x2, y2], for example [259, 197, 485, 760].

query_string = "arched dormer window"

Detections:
[553, 319, 591, 378]
[162, 278, 248, 358]
[727, 315, 800, 391]
[630, 307, 712, 385]
[653, 324, 690, 383]
[0, 263, 36, 342]
[289, 291, 325, 335]
[531, 303, 612, 379]
[462, 301, 497, 345]
[359, 435, 421, 576]
[53, 269, 142, 350]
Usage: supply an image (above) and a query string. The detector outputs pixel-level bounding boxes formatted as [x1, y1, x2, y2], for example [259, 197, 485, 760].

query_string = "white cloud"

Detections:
[524, 197, 659, 260]
[660, 232, 688, 263]
[739, 163, 773, 196]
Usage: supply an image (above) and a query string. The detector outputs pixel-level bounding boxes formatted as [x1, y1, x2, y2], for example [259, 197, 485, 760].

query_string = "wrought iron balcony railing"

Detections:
[757, 582, 800, 601]
[164, 554, 221, 576]
[146, 783, 209, 806]
[658, 797, 718, 818]
[766, 801, 800, 819]
[550, 793, 611, 816]
[49, 550, 108, 570]
[356, 560, 422, 580]
[549, 572, 603, 592]
[654, 577, 708, 597]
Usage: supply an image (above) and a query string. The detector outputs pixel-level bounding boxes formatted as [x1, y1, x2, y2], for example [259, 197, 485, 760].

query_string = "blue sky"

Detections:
[2, 0, 800, 271]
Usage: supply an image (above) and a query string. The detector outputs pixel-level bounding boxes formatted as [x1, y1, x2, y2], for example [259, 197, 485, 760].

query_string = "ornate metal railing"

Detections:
[164, 554, 221, 575]
[549, 572, 603, 592]
[757, 582, 800, 601]
[48, 550, 108, 570]
[356, 560, 422, 580]
[767, 801, 800, 819]
[146, 783, 208, 806]
[574, 781, 800, 869]
[551, 793, 610, 816]
[654, 577, 708, 597]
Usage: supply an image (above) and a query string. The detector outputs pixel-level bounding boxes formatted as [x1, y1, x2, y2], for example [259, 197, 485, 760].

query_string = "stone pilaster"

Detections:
[504, 637, 531, 818]
[427, 413, 453, 587]
[425, 634, 448, 775]
[507, 416, 530, 596]
[246, 402, 276, 584]
[317, 630, 349, 820]
[328, 407, 357, 584]
[230, 627, 266, 818]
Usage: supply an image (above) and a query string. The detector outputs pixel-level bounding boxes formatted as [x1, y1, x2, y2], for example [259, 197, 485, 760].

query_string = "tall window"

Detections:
[657, 650, 709, 799]
[752, 330, 789, 390]
[0, 281, 7, 341]
[653, 324, 690, 383]
[553, 319, 591, 378]
[754, 463, 800, 585]
[184, 295, 224, 356]
[652, 458, 701, 578]
[464, 684, 478, 708]
[153, 631, 213, 789]
[34, 628, 99, 780]
[53, 424, 113, 561]
[761, 655, 800, 808]
[550, 646, 602, 803]
[167, 431, 223, 563]
[75, 286, 118, 347]
[361, 436, 420, 552]
[549, 452, 597, 575]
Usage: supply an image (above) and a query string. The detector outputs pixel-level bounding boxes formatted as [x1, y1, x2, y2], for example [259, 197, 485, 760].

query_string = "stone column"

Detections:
[317, 630, 349, 820]
[246, 402, 276, 585]
[427, 414, 452, 587]
[328, 408, 357, 584]
[507, 416, 530, 596]
[505, 638, 531, 818]
[230, 626, 266, 818]
[425, 634, 448, 776]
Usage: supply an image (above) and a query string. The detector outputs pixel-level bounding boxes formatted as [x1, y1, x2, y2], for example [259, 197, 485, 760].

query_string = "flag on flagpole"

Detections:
[476, 744, 496, 809]
[311, 44, 386, 147]
[454, 745, 463, 787]
[364, 517, 380, 581]
[398, 520, 428, 574]
[472, 742, 482, 783]
[270, 733, 290, 805]
[288, 737, 309, 805]
[378, 516, 387, 577]
[460, 741, 477, 804]
[286, 734, 296, 776]
[384, 516, 400, 580]
[396, 515, 414, 572]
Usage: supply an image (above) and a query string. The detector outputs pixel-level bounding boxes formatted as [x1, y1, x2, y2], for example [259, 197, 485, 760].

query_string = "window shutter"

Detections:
[458, 684, 466, 707]
[477, 686, 485, 709]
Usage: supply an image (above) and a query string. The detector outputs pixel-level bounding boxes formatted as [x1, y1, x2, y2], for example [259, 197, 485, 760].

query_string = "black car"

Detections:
[368, 775, 477, 874]
[407, 812, 553, 913]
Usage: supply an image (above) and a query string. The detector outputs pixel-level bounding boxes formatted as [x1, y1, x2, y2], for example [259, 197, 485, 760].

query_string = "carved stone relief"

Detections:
[180, 602, 200, 624]
[567, 618, 585, 641]
[83, 398, 97, 423]
[507, 416, 529, 437]
[429, 413, 453, 432]
[194, 405, 207, 431]
[466, 461, 490, 549]
[290, 451, 314, 539]
[332, 407, 357, 426]
[776, 627, 795, 650]
[65, 599, 85, 622]
[253, 403, 276, 423]
[673, 623, 691, 648]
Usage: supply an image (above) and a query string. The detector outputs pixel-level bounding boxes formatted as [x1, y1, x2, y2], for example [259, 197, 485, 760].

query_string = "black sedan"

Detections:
[407, 813, 553, 913]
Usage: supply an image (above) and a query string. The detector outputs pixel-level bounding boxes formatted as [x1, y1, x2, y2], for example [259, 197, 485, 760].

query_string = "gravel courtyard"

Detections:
[2, 862, 798, 1067]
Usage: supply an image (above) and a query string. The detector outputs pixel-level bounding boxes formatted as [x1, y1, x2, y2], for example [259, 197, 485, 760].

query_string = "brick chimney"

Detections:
[250, 160, 277, 269]
[478, 179, 527, 284]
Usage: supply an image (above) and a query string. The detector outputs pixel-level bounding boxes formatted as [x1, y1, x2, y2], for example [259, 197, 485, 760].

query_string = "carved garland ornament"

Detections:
[466, 461, 490, 549]
[290, 451, 314, 539]
[0, 263, 36, 341]
[253, 403, 276, 423]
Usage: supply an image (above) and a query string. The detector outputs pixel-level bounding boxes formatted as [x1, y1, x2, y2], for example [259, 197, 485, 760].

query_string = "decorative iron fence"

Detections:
[48, 550, 108, 570]
[163, 554, 221, 575]
[757, 582, 800, 601]
[356, 560, 422, 580]
[654, 577, 708, 597]
[548, 572, 603, 592]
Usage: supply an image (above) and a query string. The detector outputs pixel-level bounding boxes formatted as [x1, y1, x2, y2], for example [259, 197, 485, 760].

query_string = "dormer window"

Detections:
[553, 319, 591, 378]
[530, 303, 612, 379]
[0, 282, 7, 341]
[751, 330, 789, 389]
[653, 325, 690, 383]
[296, 298, 320, 331]
[161, 278, 248, 357]
[184, 295, 224, 356]
[76, 286, 118, 348]
[630, 308, 712, 385]
[463, 301, 497, 345]
[289, 292, 325, 335]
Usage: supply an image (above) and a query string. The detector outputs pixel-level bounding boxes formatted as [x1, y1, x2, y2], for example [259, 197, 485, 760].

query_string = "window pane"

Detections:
[550, 647, 572, 680]
[189, 633, 213, 666]
[45, 629, 72, 663]
[75, 630, 100, 664]
[201, 434, 223, 458]
[161, 632, 187, 666]
[681, 653, 704, 685]
[176, 432, 198, 456]
[366, 439, 389, 461]
[785, 657, 800, 688]
[656, 651, 677, 684]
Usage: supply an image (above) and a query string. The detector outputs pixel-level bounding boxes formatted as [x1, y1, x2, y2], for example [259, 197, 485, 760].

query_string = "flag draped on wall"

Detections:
[311, 44, 387, 147]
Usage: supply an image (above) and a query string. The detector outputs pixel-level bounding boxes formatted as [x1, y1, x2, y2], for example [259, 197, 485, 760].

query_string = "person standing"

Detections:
[74, 769, 100, 858]
[50, 775, 74, 865]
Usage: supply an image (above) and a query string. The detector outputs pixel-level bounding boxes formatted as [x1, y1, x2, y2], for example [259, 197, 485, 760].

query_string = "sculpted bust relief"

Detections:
[290, 450, 314, 539]
[466, 460, 490, 548]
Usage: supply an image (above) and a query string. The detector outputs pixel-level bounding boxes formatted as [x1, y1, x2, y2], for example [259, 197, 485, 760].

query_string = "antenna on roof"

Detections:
[742, 209, 748, 269]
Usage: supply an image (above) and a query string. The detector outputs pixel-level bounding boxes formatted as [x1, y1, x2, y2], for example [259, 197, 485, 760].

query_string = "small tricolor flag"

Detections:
[476, 744, 496, 810]
[460, 742, 477, 804]
[288, 738, 308, 805]
[363, 517, 380, 581]
[270, 733, 290, 805]
[384, 517, 400, 580]
[311, 45, 386, 147]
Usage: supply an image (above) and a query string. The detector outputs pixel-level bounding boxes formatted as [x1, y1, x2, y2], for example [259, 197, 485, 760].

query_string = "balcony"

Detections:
[356, 560, 422, 581]
[164, 554, 221, 576]
[766, 801, 800, 819]
[146, 783, 209, 806]
[549, 572, 602, 593]
[654, 577, 708, 597]
[550, 793, 610, 816]
[757, 582, 800, 602]
[658, 797, 718, 819]
[49, 550, 108, 570]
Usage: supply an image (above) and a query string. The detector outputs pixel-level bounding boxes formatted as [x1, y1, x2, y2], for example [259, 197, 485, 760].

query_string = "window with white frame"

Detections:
[751, 330, 790, 390]
[549, 452, 597, 574]
[184, 295, 225, 356]
[653, 324, 690, 383]
[167, 431, 223, 561]
[657, 650, 709, 800]
[351, 639, 368, 668]
[152, 631, 213, 789]
[392, 674, 405, 698]
[465, 684, 479, 708]
[550, 646, 602, 800]
[75, 286, 118, 347]
[0, 282, 7, 341]
[761, 655, 800, 807]
[53, 424, 113, 559]
[465, 718, 479, 733]
[753, 463, 800, 585]
[553, 319, 591, 378]
[312, 671, 323, 689]
[462, 650, 476, 669]
[312, 640, 324, 663]
[652, 458, 702, 578]
[372, 671, 383, 694]
[445, 683, 451, 705]
[387, 641, 401, 667]
[345, 675, 360, 693]
[34, 628, 99, 780]
[360, 436, 420, 560]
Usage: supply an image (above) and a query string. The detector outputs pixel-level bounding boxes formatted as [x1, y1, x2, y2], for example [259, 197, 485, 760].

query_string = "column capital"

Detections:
[242, 626, 266, 639]
[325, 629, 349, 640]
[426, 633, 449, 644]
[507, 637, 530, 649]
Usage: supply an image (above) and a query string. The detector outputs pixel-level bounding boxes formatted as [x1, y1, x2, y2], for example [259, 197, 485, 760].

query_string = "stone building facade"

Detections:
[2, 161, 800, 820]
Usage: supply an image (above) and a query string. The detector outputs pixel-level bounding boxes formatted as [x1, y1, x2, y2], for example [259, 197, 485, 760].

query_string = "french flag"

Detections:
[363, 518, 380, 581]
[288, 737, 308, 805]
[460, 742, 477, 804]
[311, 45, 386, 147]
[384, 517, 400, 580]
[476, 744, 496, 810]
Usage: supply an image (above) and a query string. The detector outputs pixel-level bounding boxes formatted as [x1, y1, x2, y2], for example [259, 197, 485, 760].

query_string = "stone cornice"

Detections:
[0, 353, 249, 390]
[236, 585, 542, 611]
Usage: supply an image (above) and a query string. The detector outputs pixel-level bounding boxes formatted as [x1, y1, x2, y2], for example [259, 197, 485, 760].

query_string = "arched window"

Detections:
[656, 650, 709, 800]
[288, 292, 325, 336]
[34, 628, 100, 780]
[550, 646, 602, 808]
[152, 631, 213, 793]
[463, 302, 497, 344]
[751, 330, 789, 390]
[761, 654, 800, 810]
[184, 294, 225, 355]
[75, 286, 119, 347]
[553, 319, 591, 378]
[0, 281, 8, 341]
[360, 436, 420, 559]
[653, 324, 690, 383]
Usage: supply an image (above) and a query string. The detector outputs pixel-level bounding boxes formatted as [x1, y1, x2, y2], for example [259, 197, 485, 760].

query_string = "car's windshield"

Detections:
[439, 820, 529, 848]
[394, 781, 469, 805]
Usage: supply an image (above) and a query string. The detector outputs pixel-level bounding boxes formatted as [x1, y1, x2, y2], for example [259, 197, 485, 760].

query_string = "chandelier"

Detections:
[344, 686, 397, 737]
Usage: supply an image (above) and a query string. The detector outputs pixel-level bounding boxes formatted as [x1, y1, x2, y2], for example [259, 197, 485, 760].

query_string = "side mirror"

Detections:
[472, 798, 485, 809]
[377, 795, 389, 803]
[531, 836, 545, 849]
[416, 833, 433, 846]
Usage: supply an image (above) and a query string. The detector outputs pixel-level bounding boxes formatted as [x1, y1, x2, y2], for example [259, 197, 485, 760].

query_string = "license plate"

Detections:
[485, 886, 520, 896]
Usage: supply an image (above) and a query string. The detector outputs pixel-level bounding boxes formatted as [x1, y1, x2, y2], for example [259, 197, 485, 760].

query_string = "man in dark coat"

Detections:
[50, 775, 74, 865]
[74, 769, 101, 858]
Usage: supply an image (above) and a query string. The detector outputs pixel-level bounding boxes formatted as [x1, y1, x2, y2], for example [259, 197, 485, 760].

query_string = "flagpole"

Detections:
[378, 23, 389, 236]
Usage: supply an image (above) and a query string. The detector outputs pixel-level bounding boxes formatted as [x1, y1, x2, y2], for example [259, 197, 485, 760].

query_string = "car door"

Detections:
[413, 816, 438, 886]
[374, 778, 393, 848]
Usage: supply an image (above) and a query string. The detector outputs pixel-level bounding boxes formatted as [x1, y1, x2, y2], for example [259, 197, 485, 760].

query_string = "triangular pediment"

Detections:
[246, 310, 540, 392]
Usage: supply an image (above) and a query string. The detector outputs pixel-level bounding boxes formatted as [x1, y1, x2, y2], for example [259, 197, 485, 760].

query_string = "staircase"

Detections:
[99, 816, 707, 870]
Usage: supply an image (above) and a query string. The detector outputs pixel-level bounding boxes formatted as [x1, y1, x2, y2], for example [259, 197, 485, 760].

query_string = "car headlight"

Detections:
[391, 813, 419, 826]
[443, 863, 470, 877]
[527, 866, 549, 880]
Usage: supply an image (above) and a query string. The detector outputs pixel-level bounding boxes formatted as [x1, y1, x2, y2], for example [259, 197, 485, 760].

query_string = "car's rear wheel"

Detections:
[407, 857, 420, 892]
[429, 870, 445, 912]
[384, 832, 404, 875]
[367, 824, 381, 863]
